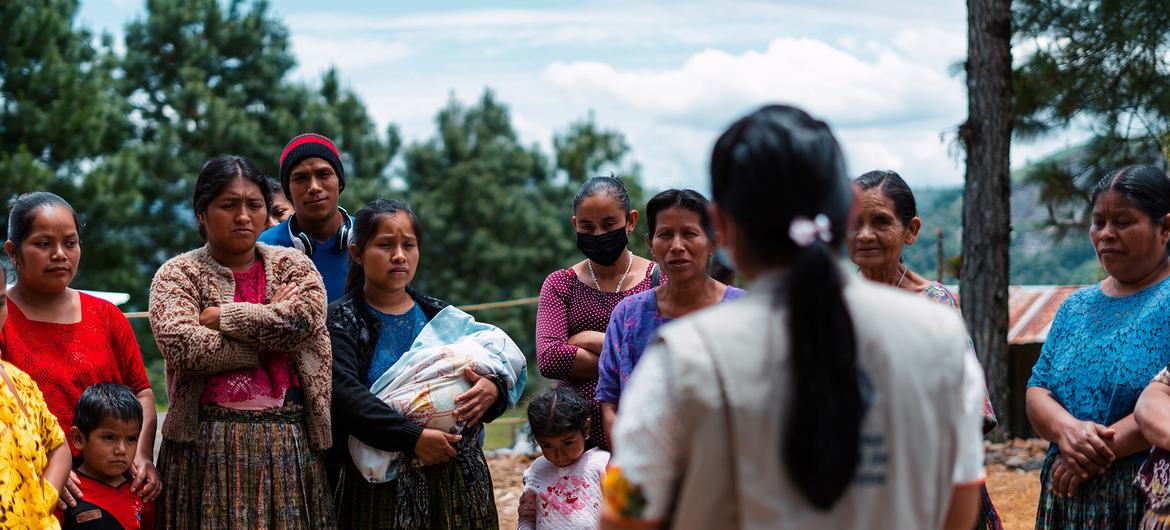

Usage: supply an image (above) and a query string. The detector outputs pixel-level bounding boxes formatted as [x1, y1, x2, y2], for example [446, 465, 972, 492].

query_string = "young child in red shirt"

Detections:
[63, 383, 155, 530]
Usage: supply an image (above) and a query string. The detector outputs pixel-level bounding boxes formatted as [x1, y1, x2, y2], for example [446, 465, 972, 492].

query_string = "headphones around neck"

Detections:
[287, 207, 353, 257]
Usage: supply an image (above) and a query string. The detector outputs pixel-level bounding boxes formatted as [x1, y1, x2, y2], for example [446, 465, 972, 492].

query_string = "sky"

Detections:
[77, 0, 1081, 192]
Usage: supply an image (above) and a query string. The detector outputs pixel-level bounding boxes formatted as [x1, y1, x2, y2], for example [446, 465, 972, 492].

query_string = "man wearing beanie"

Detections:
[259, 133, 354, 302]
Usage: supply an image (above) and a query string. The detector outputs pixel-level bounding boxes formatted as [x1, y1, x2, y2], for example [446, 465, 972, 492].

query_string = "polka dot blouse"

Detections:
[536, 262, 657, 450]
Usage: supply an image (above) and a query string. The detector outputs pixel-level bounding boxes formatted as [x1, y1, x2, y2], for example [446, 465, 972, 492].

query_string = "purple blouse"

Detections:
[595, 285, 746, 405]
[536, 262, 658, 449]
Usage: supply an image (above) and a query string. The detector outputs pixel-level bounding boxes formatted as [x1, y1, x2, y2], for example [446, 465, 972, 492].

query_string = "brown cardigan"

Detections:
[148, 243, 332, 450]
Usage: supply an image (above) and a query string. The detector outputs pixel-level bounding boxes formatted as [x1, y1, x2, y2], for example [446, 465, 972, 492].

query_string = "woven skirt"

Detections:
[334, 425, 497, 529]
[1035, 452, 1145, 529]
[155, 404, 334, 529]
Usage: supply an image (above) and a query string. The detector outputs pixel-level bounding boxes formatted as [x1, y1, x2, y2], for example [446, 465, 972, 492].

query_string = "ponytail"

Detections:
[783, 242, 860, 509]
[710, 104, 861, 511]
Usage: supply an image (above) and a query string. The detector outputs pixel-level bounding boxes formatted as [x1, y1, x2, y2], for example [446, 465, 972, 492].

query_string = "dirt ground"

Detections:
[487, 439, 1048, 530]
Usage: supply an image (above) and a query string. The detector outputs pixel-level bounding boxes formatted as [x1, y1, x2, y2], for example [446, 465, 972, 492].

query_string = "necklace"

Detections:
[587, 251, 634, 293]
[894, 265, 908, 288]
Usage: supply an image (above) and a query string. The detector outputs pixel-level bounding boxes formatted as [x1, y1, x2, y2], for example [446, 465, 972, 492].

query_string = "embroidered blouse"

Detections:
[1028, 277, 1170, 460]
[0, 292, 151, 441]
[199, 260, 300, 409]
[364, 303, 429, 388]
[596, 285, 746, 404]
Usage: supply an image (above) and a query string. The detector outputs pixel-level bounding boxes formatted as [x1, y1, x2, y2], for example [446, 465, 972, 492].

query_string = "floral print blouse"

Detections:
[0, 360, 65, 529]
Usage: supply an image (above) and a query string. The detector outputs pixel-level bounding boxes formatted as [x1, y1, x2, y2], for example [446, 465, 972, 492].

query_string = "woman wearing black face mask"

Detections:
[536, 176, 658, 450]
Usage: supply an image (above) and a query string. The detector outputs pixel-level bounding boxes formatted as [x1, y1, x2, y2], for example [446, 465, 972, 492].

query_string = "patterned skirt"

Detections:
[334, 424, 498, 530]
[1036, 452, 1145, 529]
[155, 404, 334, 529]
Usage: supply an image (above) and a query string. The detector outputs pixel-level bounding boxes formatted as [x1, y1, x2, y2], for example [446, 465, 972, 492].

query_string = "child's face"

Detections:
[70, 417, 141, 484]
[535, 429, 587, 468]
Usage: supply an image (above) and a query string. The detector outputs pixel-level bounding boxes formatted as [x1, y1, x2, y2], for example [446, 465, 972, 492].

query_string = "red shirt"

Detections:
[63, 471, 156, 530]
[0, 292, 151, 445]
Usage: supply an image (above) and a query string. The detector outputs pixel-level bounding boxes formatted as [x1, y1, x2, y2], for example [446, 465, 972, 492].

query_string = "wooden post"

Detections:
[937, 227, 944, 283]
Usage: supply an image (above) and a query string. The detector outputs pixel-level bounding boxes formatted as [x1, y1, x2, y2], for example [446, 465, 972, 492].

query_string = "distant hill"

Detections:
[899, 183, 1103, 286]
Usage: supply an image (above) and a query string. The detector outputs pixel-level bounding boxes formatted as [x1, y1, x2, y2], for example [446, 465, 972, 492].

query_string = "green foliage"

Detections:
[901, 185, 1103, 286]
[2, 1, 644, 405]
[402, 91, 645, 366]
[1014, 0, 1170, 223]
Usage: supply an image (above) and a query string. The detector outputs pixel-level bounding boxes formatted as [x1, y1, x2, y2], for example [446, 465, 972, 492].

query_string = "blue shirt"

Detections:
[1028, 276, 1170, 455]
[365, 303, 429, 388]
[596, 285, 746, 404]
[258, 214, 353, 302]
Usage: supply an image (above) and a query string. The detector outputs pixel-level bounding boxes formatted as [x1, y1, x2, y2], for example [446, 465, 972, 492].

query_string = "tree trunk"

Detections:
[962, 0, 1013, 436]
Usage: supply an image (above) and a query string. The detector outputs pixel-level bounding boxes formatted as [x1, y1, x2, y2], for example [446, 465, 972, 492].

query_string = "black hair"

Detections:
[345, 198, 421, 295]
[73, 383, 143, 437]
[6, 192, 81, 260]
[1091, 165, 1170, 222]
[526, 387, 590, 440]
[266, 176, 285, 202]
[192, 155, 272, 240]
[710, 104, 858, 510]
[645, 188, 714, 240]
[573, 175, 632, 215]
[855, 170, 918, 228]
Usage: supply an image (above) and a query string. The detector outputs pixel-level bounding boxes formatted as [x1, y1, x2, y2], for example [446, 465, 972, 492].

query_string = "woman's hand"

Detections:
[130, 456, 162, 502]
[55, 470, 83, 510]
[454, 368, 500, 426]
[1051, 455, 1089, 498]
[414, 428, 461, 465]
[198, 307, 221, 330]
[1055, 419, 1116, 477]
[268, 283, 299, 304]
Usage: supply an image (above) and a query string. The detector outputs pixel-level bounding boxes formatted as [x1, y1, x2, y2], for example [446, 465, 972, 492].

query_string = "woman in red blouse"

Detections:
[535, 176, 657, 450]
[1, 192, 159, 508]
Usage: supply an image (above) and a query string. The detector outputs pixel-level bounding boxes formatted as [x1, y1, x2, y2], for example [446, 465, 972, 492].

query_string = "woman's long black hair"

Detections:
[710, 104, 860, 510]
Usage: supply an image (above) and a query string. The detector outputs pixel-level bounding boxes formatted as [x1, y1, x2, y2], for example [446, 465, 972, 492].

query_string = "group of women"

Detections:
[1, 156, 523, 529]
[8, 102, 1170, 529]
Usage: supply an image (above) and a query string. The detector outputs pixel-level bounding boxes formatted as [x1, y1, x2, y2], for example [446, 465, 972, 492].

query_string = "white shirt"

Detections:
[607, 271, 985, 529]
[517, 447, 610, 530]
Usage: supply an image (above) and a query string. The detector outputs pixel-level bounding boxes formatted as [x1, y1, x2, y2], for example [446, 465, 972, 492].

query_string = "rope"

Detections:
[121, 296, 540, 320]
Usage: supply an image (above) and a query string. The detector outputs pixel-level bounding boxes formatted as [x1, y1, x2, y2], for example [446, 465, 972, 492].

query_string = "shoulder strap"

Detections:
[691, 323, 741, 528]
[0, 364, 28, 417]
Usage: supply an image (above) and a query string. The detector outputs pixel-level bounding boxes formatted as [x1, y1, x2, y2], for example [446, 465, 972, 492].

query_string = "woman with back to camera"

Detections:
[849, 169, 1001, 528]
[594, 188, 744, 444]
[149, 155, 333, 528]
[1026, 165, 1170, 528]
[1, 192, 158, 510]
[536, 176, 658, 450]
[601, 105, 985, 529]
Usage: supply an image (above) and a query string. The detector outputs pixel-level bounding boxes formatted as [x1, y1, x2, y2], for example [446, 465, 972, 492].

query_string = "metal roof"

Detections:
[948, 284, 1084, 345]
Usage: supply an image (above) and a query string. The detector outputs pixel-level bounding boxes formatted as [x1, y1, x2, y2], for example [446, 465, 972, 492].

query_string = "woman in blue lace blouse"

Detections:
[1026, 165, 1170, 528]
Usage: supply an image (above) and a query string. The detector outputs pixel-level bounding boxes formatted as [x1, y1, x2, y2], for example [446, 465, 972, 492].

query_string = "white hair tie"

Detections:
[788, 214, 832, 247]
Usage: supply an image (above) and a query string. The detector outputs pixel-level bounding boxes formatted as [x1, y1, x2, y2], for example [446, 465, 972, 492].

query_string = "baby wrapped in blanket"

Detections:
[350, 305, 527, 482]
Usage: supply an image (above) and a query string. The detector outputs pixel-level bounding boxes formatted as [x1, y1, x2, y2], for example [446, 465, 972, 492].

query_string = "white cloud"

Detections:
[542, 37, 965, 130]
[290, 35, 410, 77]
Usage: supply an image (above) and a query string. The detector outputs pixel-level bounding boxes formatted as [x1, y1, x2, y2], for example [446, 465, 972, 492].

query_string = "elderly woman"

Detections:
[149, 155, 333, 528]
[848, 169, 1001, 527]
[1027, 165, 1170, 528]
[602, 105, 985, 529]
[595, 189, 744, 443]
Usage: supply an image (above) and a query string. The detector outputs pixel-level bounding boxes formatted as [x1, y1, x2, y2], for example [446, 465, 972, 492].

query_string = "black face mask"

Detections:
[577, 226, 629, 266]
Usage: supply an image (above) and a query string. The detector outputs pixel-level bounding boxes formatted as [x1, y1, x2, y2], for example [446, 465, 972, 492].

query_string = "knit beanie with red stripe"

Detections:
[278, 133, 345, 199]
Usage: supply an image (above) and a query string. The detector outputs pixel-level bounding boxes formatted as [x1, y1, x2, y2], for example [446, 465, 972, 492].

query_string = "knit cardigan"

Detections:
[148, 243, 332, 450]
